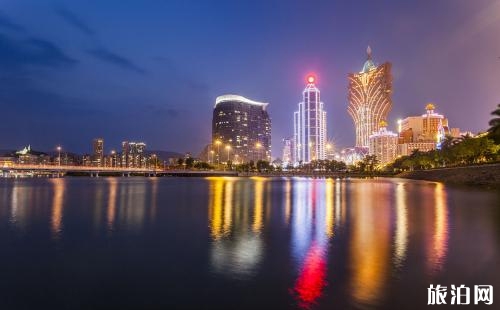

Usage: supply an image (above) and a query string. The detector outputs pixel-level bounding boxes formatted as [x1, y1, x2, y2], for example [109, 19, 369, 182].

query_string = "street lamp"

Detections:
[111, 150, 116, 168]
[255, 142, 262, 161]
[56, 146, 62, 166]
[215, 140, 222, 165]
[210, 150, 214, 164]
[152, 154, 157, 171]
[326, 143, 332, 160]
[225, 145, 231, 162]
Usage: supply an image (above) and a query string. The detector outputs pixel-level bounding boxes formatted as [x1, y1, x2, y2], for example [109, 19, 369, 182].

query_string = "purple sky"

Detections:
[0, 0, 499, 157]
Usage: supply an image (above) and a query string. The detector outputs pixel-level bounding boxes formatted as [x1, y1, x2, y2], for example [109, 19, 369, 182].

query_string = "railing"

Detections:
[2, 164, 157, 173]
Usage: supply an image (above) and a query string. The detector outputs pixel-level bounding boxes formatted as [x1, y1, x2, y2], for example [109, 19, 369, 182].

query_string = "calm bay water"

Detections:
[0, 177, 499, 309]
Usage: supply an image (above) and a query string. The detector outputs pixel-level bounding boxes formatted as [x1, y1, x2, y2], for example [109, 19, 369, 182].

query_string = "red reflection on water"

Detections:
[293, 243, 327, 309]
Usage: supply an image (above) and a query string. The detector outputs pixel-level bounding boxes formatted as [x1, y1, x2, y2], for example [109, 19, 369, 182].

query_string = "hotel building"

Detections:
[397, 104, 459, 156]
[293, 75, 327, 164]
[348, 46, 393, 149]
[369, 121, 398, 165]
[212, 95, 271, 163]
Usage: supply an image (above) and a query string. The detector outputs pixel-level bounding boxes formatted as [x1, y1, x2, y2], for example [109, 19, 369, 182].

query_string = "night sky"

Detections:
[0, 0, 499, 157]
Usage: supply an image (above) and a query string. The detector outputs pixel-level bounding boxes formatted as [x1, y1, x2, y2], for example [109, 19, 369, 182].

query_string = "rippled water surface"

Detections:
[0, 177, 499, 309]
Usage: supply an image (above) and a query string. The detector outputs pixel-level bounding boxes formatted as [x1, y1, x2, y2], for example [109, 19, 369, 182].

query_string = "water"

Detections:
[0, 177, 499, 309]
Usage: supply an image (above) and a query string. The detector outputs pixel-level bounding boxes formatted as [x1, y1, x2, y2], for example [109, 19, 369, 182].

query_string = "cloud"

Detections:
[87, 48, 146, 74]
[0, 11, 25, 32]
[0, 33, 77, 69]
[54, 7, 95, 36]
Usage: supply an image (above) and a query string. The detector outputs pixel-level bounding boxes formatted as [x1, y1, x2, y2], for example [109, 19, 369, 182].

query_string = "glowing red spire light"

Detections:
[307, 75, 316, 84]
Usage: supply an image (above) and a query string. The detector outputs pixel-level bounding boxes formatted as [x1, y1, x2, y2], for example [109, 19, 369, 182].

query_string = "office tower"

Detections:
[212, 94, 271, 163]
[293, 75, 327, 164]
[348, 46, 393, 148]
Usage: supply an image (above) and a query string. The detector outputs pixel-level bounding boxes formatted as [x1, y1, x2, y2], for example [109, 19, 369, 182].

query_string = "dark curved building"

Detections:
[212, 95, 271, 163]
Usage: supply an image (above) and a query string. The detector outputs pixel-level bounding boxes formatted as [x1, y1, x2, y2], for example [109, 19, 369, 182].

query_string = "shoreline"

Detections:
[3, 164, 500, 188]
[395, 163, 500, 188]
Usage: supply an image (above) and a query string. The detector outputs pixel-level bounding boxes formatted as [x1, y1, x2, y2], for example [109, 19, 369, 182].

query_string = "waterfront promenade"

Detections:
[1, 164, 238, 177]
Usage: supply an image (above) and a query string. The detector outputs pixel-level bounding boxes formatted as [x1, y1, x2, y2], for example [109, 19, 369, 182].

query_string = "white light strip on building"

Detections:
[215, 94, 269, 108]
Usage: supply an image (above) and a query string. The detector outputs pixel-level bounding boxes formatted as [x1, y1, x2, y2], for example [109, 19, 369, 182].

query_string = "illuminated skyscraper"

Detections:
[293, 75, 327, 164]
[92, 138, 104, 167]
[212, 95, 271, 163]
[348, 46, 393, 148]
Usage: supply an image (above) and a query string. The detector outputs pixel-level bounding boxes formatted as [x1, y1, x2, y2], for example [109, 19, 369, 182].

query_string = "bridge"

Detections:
[1, 164, 238, 178]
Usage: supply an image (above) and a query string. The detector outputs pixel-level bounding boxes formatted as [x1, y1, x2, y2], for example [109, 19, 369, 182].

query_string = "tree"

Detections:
[194, 162, 212, 170]
[488, 103, 500, 144]
[256, 160, 272, 172]
[177, 158, 184, 166]
[249, 160, 255, 172]
[185, 157, 195, 168]
[362, 155, 379, 172]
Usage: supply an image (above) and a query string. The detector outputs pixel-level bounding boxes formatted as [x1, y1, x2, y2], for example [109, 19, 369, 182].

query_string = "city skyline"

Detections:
[0, 1, 499, 157]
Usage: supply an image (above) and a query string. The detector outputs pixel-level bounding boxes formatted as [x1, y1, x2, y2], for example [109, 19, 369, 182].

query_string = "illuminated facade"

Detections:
[92, 138, 104, 167]
[400, 104, 449, 144]
[398, 104, 459, 155]
[212, 95, 271, 163]
[121, 141, 146, 168]
[293, 75, 327, 164]
[368, 121, 398, 165]
[282, 138, 293, 167]
[348, 46, 393, 148]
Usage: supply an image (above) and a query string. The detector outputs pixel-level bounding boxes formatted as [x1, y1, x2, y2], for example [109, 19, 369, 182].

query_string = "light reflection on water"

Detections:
[206, 177, 453, 308]
[0, 177, 498, 309]
[50, 178, 65, 239]
[426, 182, 449, 275]
[393, 182, 408, 268]
[290, 179, 331, 308]
[348, 181, 392, 306]
[208, 177, 264, 279]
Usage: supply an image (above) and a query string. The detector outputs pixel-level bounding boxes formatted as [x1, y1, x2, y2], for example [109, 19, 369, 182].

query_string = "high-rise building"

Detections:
[121, 141, 130, 167]
[348, 46, 393, 148]
[131, 142, 146, 167]
[121, 141, 146, 168]
[92, 138, 104, 167]
[293, 75, 327, 164]
[369, 121, 398, 165]
[282, 138, 293, 166]
[212, 94, 271, 163]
